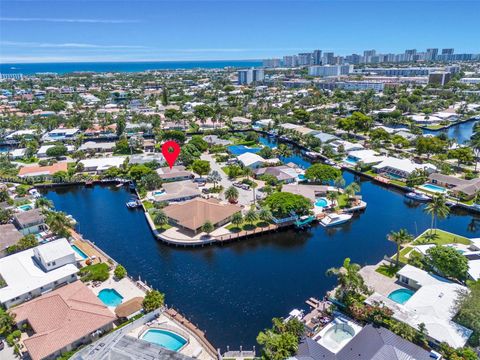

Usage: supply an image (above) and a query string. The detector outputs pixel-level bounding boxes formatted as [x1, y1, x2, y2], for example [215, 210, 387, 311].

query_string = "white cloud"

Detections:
[1, 41, 147, 49]
[0, 17, 140, 24]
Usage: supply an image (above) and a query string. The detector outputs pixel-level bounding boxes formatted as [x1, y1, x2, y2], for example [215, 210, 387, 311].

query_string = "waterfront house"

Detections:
[129, 153, 165, 165]
[282, 184, 333, 202]
[78, 141, 116, 153]
[163, 198, 241, 234]
[428, 173, 480, 200]
[18, 162, 69, 179]
[0, 239, 79, 308]
[253, 165, 299, 183]
[0, 223, 23, 257]
[292, 324, 435, 360]
[203, 135, 232, 146]
[372, 157, 436, 179]
[237, 152, 279, 169]
[156, 166, 194, 182]
[153, 180, 201, 203]
[13, 208, 47, 235]
[313, 132, 339, 144]
[366, 264, 472, 348]
[42, 128, 80, 142]
[330, 140, 364, 154]
[7, 148, 27, 160]
[37, 144, 75, 158]
[344, 149, 386, 167]
[11, 280, 115, 360]
[80, 157, 126, 173]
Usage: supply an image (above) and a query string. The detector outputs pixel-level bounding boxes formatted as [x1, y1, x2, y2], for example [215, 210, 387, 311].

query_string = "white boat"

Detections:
[405, 192, 430, 202]
[320, 213, 352, 227]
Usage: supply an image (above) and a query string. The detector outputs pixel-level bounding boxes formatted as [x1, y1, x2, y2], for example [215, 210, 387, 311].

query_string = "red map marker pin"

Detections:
[161, 140, 181, 169]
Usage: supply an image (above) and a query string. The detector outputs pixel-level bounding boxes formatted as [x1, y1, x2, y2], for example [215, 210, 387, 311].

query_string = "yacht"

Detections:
[405, 191, 430, 202]
[320, 213, 352, 227]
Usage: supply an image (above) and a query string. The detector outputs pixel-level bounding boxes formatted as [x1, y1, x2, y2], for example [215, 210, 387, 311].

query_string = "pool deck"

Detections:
[90, 276, 146, 309]
[359, 262, 405, 297]
[128, 312, 216, 360]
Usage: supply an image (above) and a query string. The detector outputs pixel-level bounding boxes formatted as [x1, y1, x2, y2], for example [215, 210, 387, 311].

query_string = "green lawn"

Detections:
[226, 220, 271, 232]
[142, 201, 154, 210]
[413, 229, 470, 245]
[156, 224, 172, 232]
[391, 246, 414, 264]
[376, 264, 401, 278]
[78, 263, 110, 282]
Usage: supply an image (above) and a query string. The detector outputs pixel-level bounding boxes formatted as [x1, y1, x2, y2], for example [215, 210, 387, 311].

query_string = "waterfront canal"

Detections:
[43, 167, 480, 349]
[423, 118, 479, 144]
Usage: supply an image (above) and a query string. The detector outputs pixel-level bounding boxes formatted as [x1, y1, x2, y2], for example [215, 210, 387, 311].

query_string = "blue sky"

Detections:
[0, 0, 479, 63]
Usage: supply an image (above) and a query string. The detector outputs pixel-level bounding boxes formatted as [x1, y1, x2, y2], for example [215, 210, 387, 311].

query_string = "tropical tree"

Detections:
[114, 264, 127, 280]
[257, 318, 303, 360]
[191, 160, 211, 179]
[45, 211, 74, 238]
[201, 221, 214, 234]
[142, 290, 165, 312]
[326, 258, 370, 301]
[326, 191, 339, 207]
[35, 197, 53, 209]
[0, 308, 15, 336]
[305, 164, 341, 184]
[424, 194, 450, 234]
[275, 144, 292, 158]
[231, 212, 243, 229]
[207, 170, 222, 189]
[425, 245, 469, 281]
[224, 186, 239, 203]
[388, 229, 414, 266]
[153, 210, 168, 228]
[245, 209, 258, 226]
[258, 207, 273, 224]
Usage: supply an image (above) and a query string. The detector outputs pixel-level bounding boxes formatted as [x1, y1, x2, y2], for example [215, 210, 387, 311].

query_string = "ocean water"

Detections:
[0, 60, 262, 75]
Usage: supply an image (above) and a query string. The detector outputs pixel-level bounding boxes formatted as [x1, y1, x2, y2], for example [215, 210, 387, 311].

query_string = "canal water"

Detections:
[43, 136, 480, 350]
[423, 118, 478, 144]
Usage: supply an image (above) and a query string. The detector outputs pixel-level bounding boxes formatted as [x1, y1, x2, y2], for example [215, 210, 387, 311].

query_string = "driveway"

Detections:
[201, 154, 255, 207]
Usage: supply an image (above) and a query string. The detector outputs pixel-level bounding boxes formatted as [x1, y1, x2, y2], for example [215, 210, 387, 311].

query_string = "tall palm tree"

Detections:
[224, 186, 239, 203]
[258, 207, 273, 224]
[245, 209, 258, 226]
[326, 191, 338, 207]
[326, 258, 369, 300]
[388, 229, 413, 266]
[469, 133, 480, 172]
[45, 211, 73, 238]
[35, 197, 53, 210]
[424, 194, 450, 234]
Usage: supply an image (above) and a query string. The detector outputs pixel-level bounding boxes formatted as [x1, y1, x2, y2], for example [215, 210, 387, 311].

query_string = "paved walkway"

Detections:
[201, 153, 254, 206]
[359, 262, 404, 296]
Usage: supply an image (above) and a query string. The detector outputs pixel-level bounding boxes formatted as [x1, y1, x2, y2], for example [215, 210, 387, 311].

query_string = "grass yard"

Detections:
[226, 220, 271, 232]
[413, 229, 470, 245]
[376, 264, 401, 278]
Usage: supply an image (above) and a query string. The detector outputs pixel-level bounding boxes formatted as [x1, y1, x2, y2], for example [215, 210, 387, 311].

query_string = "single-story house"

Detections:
[18, 162, 69, 179]
[372, 157, 436, 179]
[42, 128, 80, 142]
[253, 165, 299, 183]
[237, 152, 279, 169]
[156, 166, 193, 182]
[37, 144, 74, 158]
[366, 265, 472, 348]
[429, 173, 480, 200]
[11, 280, 115, 360]
[203, 135, 232, 146]
[282, 184, 334, 202]
[13, 208, 47, 235]
[0, 239, 79, 308]
[80, 157, 126, 173]
[344, 149, 386, 166]
[255, 119, 274, 128]
[292, 324, 435, 360]
[7, 148, 27, 160]
[153, 180, 200, 203]
[163, 198, 241, 234]
[129, 153, 165, 165]
[78, 141, 116, 153]
[330, 140, 364, 154]
[313, 132, 339, 144]
[114, 297, 144, 320]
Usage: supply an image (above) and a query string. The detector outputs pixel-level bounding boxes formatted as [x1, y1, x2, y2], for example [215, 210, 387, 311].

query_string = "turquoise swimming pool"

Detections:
[388, 288, 415, 304]
[315, 198, 329, 207]
[420, 183, 447, 193]
[71, 245, 88, 259]
[141, 329, 187, 351]
[97, 289, 123, 307]
[18, 204, 33, 211]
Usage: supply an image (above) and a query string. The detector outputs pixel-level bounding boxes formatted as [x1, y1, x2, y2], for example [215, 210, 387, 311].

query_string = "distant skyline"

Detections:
[1, 0, 479, 63]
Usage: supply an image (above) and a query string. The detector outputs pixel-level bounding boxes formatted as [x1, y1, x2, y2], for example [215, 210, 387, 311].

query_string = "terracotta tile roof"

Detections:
[12, 281, 116, 360]
[163, 198, 241, 232]
[18, 162, 68, 177]
[114, 297, 143, 318]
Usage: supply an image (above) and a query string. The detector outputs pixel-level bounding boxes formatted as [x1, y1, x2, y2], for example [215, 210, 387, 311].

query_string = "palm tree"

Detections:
[153, 210, 168, 228]
[275, 144, 292, 158]
[35, 197, 53, 210]
[388, 229, 413, 266]
[424, 194, 450, 234]
[45, 211, 73, 238]
[326, 191, 338, 207]
[326, 258, 369, 300]
[231, 212, 243, 229]
[251, 181, 258, 205]
[207, 170, 222, 189]
[258, 207, 273, 225]
[224, 186, 239, 203]
[469, 133, 480, 172]
[245, 209, 258, 227]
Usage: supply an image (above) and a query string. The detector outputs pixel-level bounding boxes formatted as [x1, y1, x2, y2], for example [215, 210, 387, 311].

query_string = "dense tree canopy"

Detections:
[305, 163, 342, 184]
[263, 192, 312, 217]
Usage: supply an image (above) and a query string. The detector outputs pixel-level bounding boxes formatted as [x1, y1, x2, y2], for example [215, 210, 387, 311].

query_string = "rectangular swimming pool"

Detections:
[420, 183, 447, 193]
[71, 245, 88, 259]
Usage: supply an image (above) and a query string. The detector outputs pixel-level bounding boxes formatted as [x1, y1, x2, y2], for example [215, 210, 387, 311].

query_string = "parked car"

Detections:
[0, 340, 4, 350]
